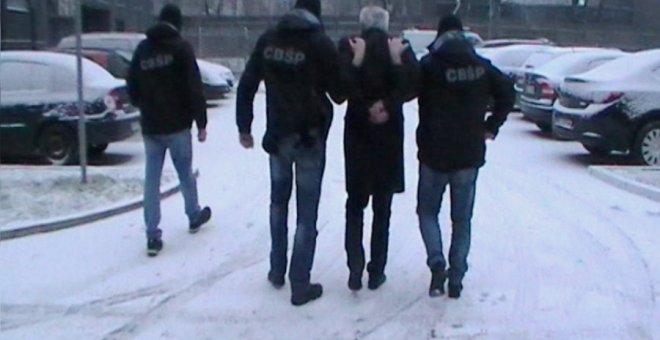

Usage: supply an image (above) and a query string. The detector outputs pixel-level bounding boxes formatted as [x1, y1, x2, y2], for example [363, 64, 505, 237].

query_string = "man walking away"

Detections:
[236, 0, 348, 306]
[416, 15, 514, 298]
[128, 4, 212, 257]
[338, 6, 419, 291]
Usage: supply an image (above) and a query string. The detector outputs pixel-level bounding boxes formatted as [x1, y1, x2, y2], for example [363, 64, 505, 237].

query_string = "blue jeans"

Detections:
[268, 135, 326, 294]
[143, 129, 201, 239]
[417, 163, 479, 285]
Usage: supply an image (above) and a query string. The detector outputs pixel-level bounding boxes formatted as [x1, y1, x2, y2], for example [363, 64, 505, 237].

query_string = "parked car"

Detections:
[56, 48, 132, 79]
[480, 38, 554, 49]
[519, 49, 628, 132]
[515, 47, 606, 107]
[479, 44, 554, 80]
[196, 59, 233, 100]
[57, 32, 146, 54]
[0, 51, 140, 165]
[403, 28, 483, 59]
[553, 49, 660, 165]
[57, 32, 235, 98]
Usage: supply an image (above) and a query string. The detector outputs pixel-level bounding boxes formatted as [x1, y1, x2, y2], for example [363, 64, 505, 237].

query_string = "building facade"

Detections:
[1, 0, 153, 50]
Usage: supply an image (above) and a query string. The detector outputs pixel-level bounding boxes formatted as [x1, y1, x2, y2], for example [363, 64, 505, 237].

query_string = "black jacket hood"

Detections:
[146, 22, 180, 43]
[428, 31, 477, 63]
[277, 9, 321, 31]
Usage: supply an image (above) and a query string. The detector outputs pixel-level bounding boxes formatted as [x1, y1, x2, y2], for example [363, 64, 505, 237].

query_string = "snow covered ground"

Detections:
[1, 95, 658, 339]
[0, 166, 176, 228]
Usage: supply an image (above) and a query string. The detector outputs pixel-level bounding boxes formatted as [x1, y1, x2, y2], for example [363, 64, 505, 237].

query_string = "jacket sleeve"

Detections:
[236, 34, 266, 135]
[182, 42, 207, 130]
[317, 34, 350, 104]
[337, 36, 363, 102]
[385, 44, 420, 113]
[127, 45, 142, 107]
[484, 61, 515, 136]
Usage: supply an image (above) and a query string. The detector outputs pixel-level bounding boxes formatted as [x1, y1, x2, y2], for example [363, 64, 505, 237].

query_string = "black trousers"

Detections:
[345, 191, 394, 276]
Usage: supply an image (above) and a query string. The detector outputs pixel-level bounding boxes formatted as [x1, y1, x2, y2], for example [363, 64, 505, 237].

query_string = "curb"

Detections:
[0, 170, 199, 241]
[588, 166, 660, 203]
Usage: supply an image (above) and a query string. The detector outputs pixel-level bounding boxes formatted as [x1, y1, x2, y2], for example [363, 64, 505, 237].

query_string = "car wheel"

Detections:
[583, 145, 610, 157]
[39, 125, 78, 165]
[88, 143, 109, 158]
[634, 121, 660, 166]
[535, 123, 552, 134]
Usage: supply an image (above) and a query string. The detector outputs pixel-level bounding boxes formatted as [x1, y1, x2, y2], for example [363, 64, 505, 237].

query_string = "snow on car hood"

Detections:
[559, 50, 660, 118]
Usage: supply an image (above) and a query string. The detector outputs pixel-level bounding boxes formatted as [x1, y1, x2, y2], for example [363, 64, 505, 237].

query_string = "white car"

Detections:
[58, 32, 235, 95]
[0, 51, 140, 164]
[518, 49, 628, 132]
[553, 49, 660, 164]
[196, 59, 234, 100]
[479, 44, 554, 80]
[403, 29, 483, 59]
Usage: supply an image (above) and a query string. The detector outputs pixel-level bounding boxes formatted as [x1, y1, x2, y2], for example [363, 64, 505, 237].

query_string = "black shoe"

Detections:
[429, 270, 446, 297]
[147, 238, 163, 257]
[348, 273, 362, 291]
[448, 283, 462, 299]
[368, 274, 387, 290]
[268, 272, 285, 289]
[291, 283, 323, 306]
[189, 207, 212, 234]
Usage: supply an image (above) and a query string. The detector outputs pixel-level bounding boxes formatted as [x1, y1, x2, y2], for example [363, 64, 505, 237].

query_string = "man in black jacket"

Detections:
[416, 15, 515, 298]
[128, 4, 211, 257]
[236, 0, 347, 306]
[338, 6, 419, 292]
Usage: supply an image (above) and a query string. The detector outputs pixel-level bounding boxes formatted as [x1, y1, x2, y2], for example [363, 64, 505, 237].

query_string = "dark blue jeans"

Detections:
[143, 129, 201, 240]
[268, 135, 326, 294]
[417, 163, 479, 286]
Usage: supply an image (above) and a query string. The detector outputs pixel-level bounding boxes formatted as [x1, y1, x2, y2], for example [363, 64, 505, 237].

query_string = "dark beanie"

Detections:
[159, 4, 182, 30]
[437, 14, 463, 36]
[295, 0, 321, 18]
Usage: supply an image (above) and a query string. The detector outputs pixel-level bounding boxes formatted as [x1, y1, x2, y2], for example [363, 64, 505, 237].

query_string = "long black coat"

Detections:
[338, 29, 419, 195]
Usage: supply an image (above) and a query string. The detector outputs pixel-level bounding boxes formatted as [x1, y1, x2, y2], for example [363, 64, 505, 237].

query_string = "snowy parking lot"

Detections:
[1, 95, 658, 339]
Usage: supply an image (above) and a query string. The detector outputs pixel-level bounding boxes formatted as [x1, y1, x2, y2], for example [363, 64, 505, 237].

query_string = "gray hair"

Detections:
[359, 6, 390, 32]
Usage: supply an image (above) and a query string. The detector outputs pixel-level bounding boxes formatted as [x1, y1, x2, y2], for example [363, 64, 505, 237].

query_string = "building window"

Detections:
[6, 0, 31, 12]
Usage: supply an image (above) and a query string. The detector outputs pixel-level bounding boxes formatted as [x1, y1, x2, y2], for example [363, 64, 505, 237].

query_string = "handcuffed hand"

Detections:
[368, 100, 390, 125]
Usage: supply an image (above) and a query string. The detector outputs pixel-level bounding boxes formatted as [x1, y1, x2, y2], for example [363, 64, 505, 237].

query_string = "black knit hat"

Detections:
[437, 14, 463, 36]
[159, 4, 182, 30]
[295, 0, 321, 18]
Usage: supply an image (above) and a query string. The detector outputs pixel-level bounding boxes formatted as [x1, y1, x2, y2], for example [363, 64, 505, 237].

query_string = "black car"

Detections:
[553, 49, 660, 165]
[0, 51, 140, 165]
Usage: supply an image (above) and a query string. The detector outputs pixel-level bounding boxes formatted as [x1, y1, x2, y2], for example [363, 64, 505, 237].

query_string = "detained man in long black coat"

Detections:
[338, 6, 420, 291]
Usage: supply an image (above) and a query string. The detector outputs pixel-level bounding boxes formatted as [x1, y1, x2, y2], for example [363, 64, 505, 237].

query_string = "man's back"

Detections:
[128, 22, 206, 135]
[418, 33, 514, 171]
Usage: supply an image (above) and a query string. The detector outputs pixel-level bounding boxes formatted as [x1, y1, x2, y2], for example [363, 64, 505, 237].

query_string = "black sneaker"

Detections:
[448, 283, 462, 299]
[291, 283, 323, 306]
[189, 207, 212, 234]
[368, 274, 387, 290]
[147, 238, 163, 257]
[268, 272, 285, 289]
[429, 270, 446, 297]
[348, 273, 362, 291]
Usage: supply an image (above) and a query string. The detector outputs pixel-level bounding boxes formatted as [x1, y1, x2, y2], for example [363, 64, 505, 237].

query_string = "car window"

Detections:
[50, 66, 76, 93]
[0, 61, 50, 92]
[587, 58, 616, 70]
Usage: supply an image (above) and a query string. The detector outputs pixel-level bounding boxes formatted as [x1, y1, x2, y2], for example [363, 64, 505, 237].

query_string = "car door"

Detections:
[0, 60, 56, 156]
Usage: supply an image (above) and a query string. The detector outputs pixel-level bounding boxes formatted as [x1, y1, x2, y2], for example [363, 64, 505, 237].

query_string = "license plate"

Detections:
[555, 117, 573, 130]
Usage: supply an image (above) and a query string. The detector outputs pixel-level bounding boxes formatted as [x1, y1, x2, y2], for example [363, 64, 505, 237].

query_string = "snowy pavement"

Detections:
[1, 96, 658, 339]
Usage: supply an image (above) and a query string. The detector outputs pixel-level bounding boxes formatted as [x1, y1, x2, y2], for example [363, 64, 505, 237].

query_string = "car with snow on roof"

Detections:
[0, 51, 140, 165]
[519, 49, 628, 133]
[552, 49, 660, 165]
